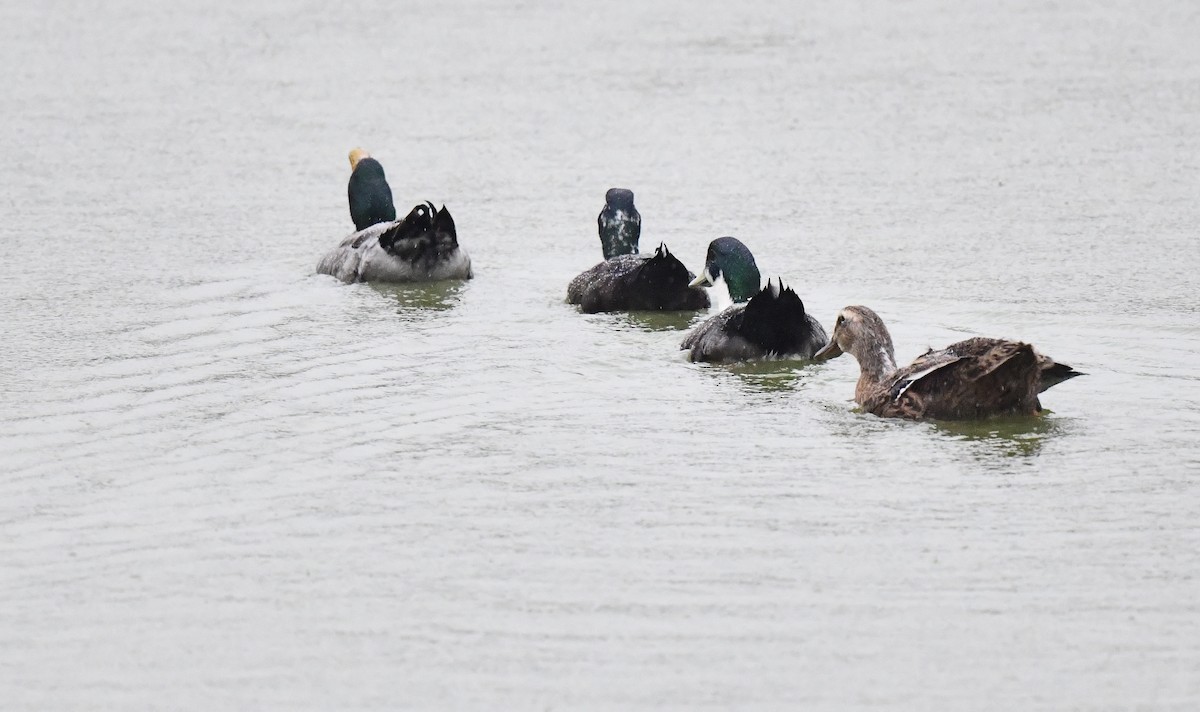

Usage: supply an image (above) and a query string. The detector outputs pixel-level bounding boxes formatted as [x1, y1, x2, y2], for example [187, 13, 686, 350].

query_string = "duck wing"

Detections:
[680, 304, 749, 362]
[881, 338, 1042, 419]
[317, 220, 395, 282]
[567, 254, 645, 311]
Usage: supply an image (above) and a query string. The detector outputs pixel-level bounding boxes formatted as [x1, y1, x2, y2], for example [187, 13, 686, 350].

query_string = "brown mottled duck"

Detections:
[813, 306, 1082, 420]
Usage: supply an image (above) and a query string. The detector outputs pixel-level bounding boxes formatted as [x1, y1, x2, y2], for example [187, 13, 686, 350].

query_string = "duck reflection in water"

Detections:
[934, 414, 1071, 458]
[371, 280, 466, 317]
[615, 310, 703, 333]
[692, 358, 814, 394]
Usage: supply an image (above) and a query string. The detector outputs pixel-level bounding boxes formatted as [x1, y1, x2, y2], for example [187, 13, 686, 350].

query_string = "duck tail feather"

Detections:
[739, 281, 809, 354]
[1038, 361, 1084, 392]
[434, 204, 458, 249]
[625, 243, 708, 310]
[637, 242, 683, 275]
[379, 202, 436, 256]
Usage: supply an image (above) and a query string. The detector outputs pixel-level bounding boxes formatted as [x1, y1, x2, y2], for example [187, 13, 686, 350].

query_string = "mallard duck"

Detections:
[347, 148, 396, 231]
[681, 237, 828, 362]
[813, 305, 1083, 420]
[316, 201, 472, 283]
[566, 188, 710, 313]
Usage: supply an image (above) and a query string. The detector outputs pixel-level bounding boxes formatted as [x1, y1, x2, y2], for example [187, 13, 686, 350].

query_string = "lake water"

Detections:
[2, 0, 1199, 709]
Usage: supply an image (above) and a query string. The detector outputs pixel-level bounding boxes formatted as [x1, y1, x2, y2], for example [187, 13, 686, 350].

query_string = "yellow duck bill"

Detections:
[688, 267, 715, 289]
[812, 339, 843, 361]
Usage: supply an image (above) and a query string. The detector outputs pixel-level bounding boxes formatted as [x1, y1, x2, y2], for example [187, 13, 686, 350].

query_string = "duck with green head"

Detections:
[318, 148, 472, 284]
[567, 188, 710, 313]
[681, 237, 828, 363]
[813, 305, 1083, 420]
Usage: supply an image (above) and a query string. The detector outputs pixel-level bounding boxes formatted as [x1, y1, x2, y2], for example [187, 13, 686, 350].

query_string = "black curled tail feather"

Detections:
[630, 244, 689, 302]
[377, 201, 459, 268]
[378, 202, 434, 253]
[737, 279, 811, 356]
[434, 205, 458, 250]
[1038, 361, 1084, 393]
[627, 243, 709, 311]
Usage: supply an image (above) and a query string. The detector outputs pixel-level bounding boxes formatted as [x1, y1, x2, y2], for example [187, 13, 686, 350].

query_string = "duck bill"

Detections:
[689, 267, 715, 289]
[812, 340, 843, 362]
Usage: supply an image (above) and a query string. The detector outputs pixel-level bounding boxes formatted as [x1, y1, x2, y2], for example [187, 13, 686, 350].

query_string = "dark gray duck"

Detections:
[566, 189, 710, 314]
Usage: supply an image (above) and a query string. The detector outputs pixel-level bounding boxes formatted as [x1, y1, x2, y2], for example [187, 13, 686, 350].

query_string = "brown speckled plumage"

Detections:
[815, 306, 1082, 421]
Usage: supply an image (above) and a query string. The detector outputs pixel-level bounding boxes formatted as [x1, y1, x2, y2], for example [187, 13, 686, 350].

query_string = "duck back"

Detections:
[567, 245, 710, 314]
[874, 338, 1043, 419]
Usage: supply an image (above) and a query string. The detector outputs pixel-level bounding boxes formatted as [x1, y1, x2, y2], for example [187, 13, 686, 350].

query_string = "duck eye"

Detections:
[836, 314, 845, 326]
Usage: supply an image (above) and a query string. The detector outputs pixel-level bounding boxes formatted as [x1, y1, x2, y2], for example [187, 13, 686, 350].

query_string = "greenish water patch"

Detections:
[614, 310, 704, 332]
[372, 280, 466, 313]
[726, 358, 818, 393]
[933, 413, 1067, 457]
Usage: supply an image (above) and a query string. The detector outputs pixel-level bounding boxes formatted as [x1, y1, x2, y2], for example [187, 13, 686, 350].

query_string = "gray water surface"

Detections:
[3, 1, 1199, 709]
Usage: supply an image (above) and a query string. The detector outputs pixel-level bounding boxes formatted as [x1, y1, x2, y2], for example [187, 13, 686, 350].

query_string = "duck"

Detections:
[347, 148, 397, 231]
[813, 305, 1083, 420]
[566, 188, 710, 313]
[680, 237, 828, 362]
[316, 201, 472, 283]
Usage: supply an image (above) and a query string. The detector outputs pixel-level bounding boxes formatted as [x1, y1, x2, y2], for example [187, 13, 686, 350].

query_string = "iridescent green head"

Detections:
[688, 236, 762, 303]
